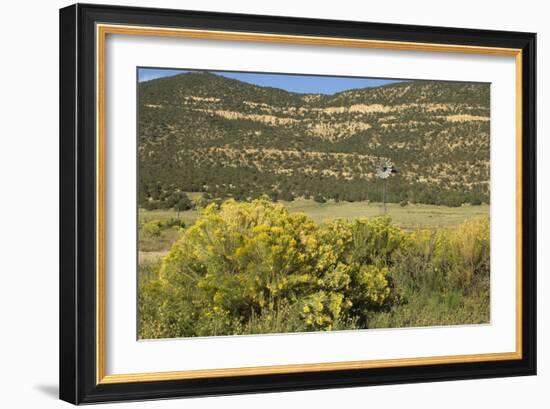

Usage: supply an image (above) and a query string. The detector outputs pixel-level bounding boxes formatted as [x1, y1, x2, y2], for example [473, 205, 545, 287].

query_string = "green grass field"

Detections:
[140, 199, 489, 229]
[138, 199, 488, 255]
[280, 200, 488, 228]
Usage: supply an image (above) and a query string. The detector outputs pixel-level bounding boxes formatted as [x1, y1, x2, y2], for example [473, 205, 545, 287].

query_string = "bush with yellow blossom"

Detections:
[139, 198, 397, 338]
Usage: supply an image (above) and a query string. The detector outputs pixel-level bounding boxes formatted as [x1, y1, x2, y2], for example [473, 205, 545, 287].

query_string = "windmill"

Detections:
[376, 158, 398, 214]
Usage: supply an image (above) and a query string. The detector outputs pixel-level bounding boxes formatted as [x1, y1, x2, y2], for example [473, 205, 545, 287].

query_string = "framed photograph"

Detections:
[59, 3, 536, 404]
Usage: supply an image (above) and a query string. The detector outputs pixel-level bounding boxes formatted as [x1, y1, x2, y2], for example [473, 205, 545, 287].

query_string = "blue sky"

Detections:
[138, 68, 403, 95]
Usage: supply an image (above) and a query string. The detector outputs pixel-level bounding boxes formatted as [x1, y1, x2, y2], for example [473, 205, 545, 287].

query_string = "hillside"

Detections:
[138, 72, 490, 208]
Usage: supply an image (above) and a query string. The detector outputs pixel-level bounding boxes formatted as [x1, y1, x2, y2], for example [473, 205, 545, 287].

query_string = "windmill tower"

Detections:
[376, 159, 398, 214]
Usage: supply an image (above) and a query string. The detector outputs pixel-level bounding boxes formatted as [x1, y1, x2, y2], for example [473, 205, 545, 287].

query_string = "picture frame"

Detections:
[59, 3, 536, 404]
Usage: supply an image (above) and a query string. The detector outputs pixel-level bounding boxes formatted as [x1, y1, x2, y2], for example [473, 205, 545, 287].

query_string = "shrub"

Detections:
[365, 216, 490, 329]
[313, 194, 326, 203]
[139, 198, 395, 337]
[393, 216, 489, 291]
[280, 189, 295, 202]
[446, 216, 490, 287]
[175, 193, 193, 211]
[143, 220, 162, 238]
[164, 217, 186, 229]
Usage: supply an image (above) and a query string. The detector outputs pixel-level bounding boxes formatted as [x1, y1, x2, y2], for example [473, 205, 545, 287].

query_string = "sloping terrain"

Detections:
[138, 72, 490, 208]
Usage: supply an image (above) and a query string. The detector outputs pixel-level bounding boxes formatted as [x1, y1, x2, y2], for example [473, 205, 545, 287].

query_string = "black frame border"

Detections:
[59, 3, 536, 404]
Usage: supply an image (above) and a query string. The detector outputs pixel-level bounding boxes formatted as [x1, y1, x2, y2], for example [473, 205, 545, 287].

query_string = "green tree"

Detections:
[174, 192, 193, 218]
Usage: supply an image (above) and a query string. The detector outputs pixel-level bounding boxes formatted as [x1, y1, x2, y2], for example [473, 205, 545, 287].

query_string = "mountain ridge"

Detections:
[138, 71, 490, 208]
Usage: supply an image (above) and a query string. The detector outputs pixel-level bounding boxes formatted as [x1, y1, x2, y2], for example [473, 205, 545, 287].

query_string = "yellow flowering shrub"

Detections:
[140, 198, 396, 337]
[428, 216, 490, 291]
[390, 216, 490, 300]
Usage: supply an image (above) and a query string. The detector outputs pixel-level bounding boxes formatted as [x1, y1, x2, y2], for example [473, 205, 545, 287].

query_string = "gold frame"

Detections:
[95, 23, 523, 385]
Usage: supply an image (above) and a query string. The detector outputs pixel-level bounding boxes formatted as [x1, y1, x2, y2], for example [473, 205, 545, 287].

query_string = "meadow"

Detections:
[139, 199, 489, 253]
[138, 199, 489, 285]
